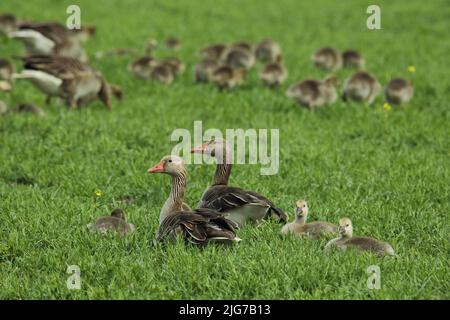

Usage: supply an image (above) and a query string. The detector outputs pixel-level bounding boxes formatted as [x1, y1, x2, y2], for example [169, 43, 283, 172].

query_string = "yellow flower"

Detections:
[383, 102, 391, 111]
[94, 190, 102, 197]
[407, 65, 416, 73]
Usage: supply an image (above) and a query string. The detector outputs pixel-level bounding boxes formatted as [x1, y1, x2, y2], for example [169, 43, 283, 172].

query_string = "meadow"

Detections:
[0, 0, 449, 299]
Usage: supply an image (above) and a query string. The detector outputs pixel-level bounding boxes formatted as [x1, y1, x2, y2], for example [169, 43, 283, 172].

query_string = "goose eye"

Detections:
[168, 159, 172, 163]
[346, 224, 349, 227]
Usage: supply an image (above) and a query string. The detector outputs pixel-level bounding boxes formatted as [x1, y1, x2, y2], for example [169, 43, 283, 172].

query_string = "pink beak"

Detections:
[148, 161, 164, 173]
[191, 143, 208, 154]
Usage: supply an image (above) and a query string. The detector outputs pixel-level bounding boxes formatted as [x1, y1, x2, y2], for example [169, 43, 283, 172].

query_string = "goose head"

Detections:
[338, 217, 353, 238]
[295, 200, 309, 219]
[191, 138, 231, 161]
[148, 155, 186, 176]
[110, 208, 127, 222]
[342, 49, 365, 69]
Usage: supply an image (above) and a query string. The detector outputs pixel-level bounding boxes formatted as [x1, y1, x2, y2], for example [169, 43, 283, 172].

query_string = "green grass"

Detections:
[0, 0, 449, 299]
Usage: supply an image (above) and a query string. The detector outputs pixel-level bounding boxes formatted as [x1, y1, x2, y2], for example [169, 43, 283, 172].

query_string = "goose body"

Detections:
[128, 56, 159, 79]
[210, 65, 245, 90]
[88, 208, 135, 236]
[325, 217, 395, 257]
[195, 58, 219, 83]
[148, 155, 240, 245]
[286, 76, 338, 108]
[192, 139, 287, 228]
[223, 48, 255, 70]
[343, 71, 381, 104]
[14, 56, 116, 109]
[280, 201, 337, 239]
[255, 39, 281, 63]
[342, 50, 365, 69]
[260, 55, 287, 88]
[385, 78, 413, 104]
[312, 47, 342, 71]
[200, 43, 228, 61]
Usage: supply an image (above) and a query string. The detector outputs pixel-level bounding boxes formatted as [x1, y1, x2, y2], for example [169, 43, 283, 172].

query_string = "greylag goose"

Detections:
[13, 55, 120, 109]
[160, 57, 185, 76]
[342, 71, 381, 104]
[148, 155, 240, 245]
[255, 39, 282, 63]
[195, 58, 219, 83]
[165, 37, 181, 50]
[14, 103, 45, 116]
[325, 217, 396, 257]
[385, 78, 413, 105]
[151, 64, 174, 84]
[199, 43, 228, 61]
[191, 138, 287, 227]
[286, 75, 338, 109]
[259, 55, 288, 88]
[0, 58, 15, 81]
[9, 21, 90, 62]
[128, 56, 160, 79]
[87, 208, 135, 236]
[342, 49, 365, 69]
[312, 47, 342, 72]
[222, 47, 255, 70]
[280, 200, 337, 239]
[210, 65, 246, 90]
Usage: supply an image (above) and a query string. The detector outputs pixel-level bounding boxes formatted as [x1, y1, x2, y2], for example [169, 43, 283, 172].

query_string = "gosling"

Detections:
[210, 65, 246, 90]
[312, 47, 342, 72]
[342, 71, 381, 104]
[286, 75, 338, 109]
[325, 217, 396, 257]
[87, 208, 135, 236]
[342, 50, 365, 69]
[280, 200, 337, 239]
[259, 55, 288, 88]
[195, 58, 219, 83]
[255, 39, 282, 63]
[385, 78, 413, 105]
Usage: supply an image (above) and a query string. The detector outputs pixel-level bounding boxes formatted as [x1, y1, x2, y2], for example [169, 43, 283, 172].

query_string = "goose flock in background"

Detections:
[0, 13, 405, 257]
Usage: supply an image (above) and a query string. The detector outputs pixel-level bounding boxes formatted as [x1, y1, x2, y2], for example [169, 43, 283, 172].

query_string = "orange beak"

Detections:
[191, 143, 208, 154]
[148, 161, 164, 173]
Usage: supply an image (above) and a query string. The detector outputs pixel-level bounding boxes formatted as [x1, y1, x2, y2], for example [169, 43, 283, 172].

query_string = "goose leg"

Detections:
[45, 95, 52, 106]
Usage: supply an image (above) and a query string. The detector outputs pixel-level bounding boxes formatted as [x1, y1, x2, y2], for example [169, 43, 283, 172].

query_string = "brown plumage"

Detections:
[128, 56, 159, 79]
[87, 208, 135, 236]
[195, 58, 219, 83]
[259, 55, 287, 88]
[199, 43, 228, 61]
[325, 217, 396, 257]
[0, 13, 17, 34]
[165, 37, 181, 50]
[385, 78, 413, 105]
[148, 155, 240, 246]
[342, 50, 365, 69]
[312, 47, 342, 72]
[286, 76, 338, 109]
[151, 64, 174, 84]
[14, 103, 45, 116]
[231, 41, 253, 54]
[210, 65, 246, 90]
[222, 48, 255, 70]
[160, 57, 185, 76]
[14, 55, 118, 109]
[255, 39, 281, 63]
[191, 138, 287, 228]
[343, 71, 381, 104]
[280, 200, 337, 239]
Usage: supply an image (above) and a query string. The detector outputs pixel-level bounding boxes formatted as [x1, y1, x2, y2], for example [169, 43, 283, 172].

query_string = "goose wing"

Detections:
[21, 55, 91, 79]
[18, 22, 71, 45]
[156, 208, 239, 246]
[198, 185, 287, 223]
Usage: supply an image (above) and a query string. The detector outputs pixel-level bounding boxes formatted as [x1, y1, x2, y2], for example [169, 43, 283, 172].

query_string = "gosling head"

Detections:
[110, 208, 127, 222]
[148, 155, 186, 177]
[191, 138, 231, 163]
[295, 200, 309, 220]
[338, 217, 353, 238]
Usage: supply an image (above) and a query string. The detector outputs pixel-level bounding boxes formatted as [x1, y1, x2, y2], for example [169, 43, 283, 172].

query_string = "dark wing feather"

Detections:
[21, 55, 91, 79]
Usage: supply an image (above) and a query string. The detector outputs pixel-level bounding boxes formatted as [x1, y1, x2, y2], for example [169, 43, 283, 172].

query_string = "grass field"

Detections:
[0, 0, 449, 299]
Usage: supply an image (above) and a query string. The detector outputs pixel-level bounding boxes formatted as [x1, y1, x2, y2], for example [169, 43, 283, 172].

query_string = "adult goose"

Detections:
[13, 55, 121, 109]
[9, 21, 92, 62]
[191, 138, 287, 227]
[280, 200, 337, 239]
[325, 217, 396, 257]
[148, 155, 240, 245]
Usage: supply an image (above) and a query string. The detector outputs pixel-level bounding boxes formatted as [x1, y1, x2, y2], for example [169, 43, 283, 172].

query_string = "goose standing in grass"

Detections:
[199, 43, 228, 61]
[286, 75, 338, 109]
[191, 138, 287, 227]
[385, 78, 413, 105]
[195, 58, 219, 83]
[280, 200, 337, 239]
[312, 47, 342, 72]
[13, 55, 121, 109]
[325, 217, 396, 257]
[342, 50, 365, 69]
[87, 208, 136, 236]
[255, 39, 281, 63]
[210, 65, 246, 90]
[259, 55, 288, 88]
[9, 21, 92, 62]
[342, 71, 381, 104]
[148, 155, 240, 245]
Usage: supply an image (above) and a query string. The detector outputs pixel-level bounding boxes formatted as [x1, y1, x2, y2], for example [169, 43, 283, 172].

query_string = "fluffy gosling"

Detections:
[280, 200, 337, 239]
[255, 39, 281, 63]
[195, 58, 219, 83]
[342, 71, 381, 104]
[222, 47, 255, 70]
[165, 37, 181, 50]
[286, 75, 338, 109]
[259, 55, 287, 88]
[312, 47, 342, 72]
[325, 217, 396, 257]
[385, 78, 413, 105]
[210, 65, 246, 90]
[87, 208, 135, 236]
[342, 50, 365, 69]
